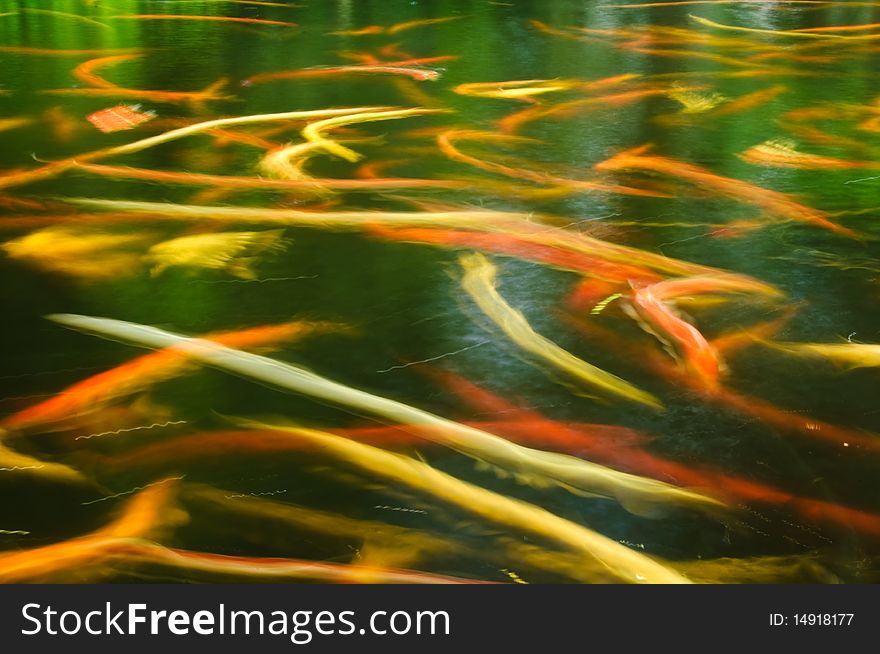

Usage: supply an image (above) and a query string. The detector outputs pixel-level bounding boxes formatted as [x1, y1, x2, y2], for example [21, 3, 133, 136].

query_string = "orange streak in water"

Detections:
[3, 321, 345, 433]
[595, 145, 858, 238]
[112, 14, 298, 27]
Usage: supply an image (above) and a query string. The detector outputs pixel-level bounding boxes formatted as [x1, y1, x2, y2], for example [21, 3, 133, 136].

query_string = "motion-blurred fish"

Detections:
[739, 139, 880, 170]
[2, 227, 151, 281]
[234, 420, 692, 584]
[3, 319, 350, 434]
[595, 144, 858, 237]
[770, 341, 880, 369]
[460, 253, 663, 408]
[454, 79, 577, 103]
[145, 229, 287, 278]
[47, 313, 725, 516]
[244, 65, 441, 85]
[0, 480, 184, 582]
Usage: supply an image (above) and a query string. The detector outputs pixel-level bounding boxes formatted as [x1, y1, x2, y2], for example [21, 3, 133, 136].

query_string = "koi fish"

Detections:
[629, 283, 723, 391]
[594, 145, 859, 238]
[628, 275, 783, 389]
[3, 320, 350, 435]
[0, 117, 34, 134]
[426, 366, 880, 539]
[368, 225, 660, 284]
[0, 480, 184, 582]
[72, 54, 139, 89]
[104, 540, 487, 584]
[2, 227, 152, 281]
[689, 14, 880, 40]
[47, 313, 724, 517]
[144, 229, 287, 278]
[236, 419, 693, 584]
[111, 15, 298, 28]
[183, 483, 456, 569]
[562, 312, 880, 454]
[769, 342, 880, 369]
[75, 162, 463, 191]
[244, 65, 441, 86]
[42, 78, 233, 107]
[0, 107, 380, 192]
[454, 79, 577, 103]
[709, 85, 788, 117]
[0, 442, 86, 485]
[437, 130, 668, 197]
[387, 16, 462, 34]
[738, 139, 880, 170]
[666, 85, 728, 113]
[460, 253, 663, 408]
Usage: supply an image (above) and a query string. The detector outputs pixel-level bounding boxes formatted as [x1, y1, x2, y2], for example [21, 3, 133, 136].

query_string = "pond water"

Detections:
[0, 0, 878, 583]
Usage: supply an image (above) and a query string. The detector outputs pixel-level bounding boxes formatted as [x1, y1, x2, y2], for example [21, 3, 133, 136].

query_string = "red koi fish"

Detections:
[366, 225, 661, 284]
[3, 320, 349, 435]
[426, 366, 880, 539]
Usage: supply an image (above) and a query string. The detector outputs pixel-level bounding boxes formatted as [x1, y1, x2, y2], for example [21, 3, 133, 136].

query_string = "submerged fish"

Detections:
[2, 227, 152, 281]
[0, 480, 183, 582]
[459, 253, 663, 408]
[244, 65, 441, 85]
[145, 229, 287, 278]
[234, 420, 692, 584]
[739, 139, 880, 170]
[454, 79, 577, 103]
[111, 14, 298, 28]
[594, 144, 858, 238]
[104, 541, 485, 584]
[47, 313, 724, 517]
[3, 319, 349, 435]
[770, 342, 880, 369]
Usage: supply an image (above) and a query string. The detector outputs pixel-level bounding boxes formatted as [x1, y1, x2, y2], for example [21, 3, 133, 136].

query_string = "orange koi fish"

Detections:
[629, 283, 723, 391]
[42, 78, 233, 107]
[595, 145, 858, 238]
[454, 79, 578, 103]
[437, 130, 668, 197]
[387, 16, 462, 34]
[105, 540, 489, 584]
[709, 85, 788, 117]
[562, 313, 880, 454]
[425, 366, 880, 538]
[794, 23, 880, 34]
[72, 53, 139, 89]
[2, 320, 350, 435]
[243, 65, 441, 85]
[111, 15, 298, 28]
[0, 480, 183, 582]
[738, 139, 880, 170]
[627, 275, 784, 389]
[367, 225, 661, 284]
[328, 25, 385, 36]
[75, 162, 464, 191]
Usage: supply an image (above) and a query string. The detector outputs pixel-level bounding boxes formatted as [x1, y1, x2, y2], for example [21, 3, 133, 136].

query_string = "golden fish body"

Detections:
[145, 229, 287, 278]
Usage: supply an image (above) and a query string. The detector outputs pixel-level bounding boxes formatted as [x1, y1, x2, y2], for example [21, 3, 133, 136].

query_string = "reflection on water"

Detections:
[0, 0, 879, 583]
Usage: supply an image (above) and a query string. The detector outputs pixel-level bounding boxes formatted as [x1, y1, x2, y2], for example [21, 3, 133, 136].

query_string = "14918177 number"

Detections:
[793, 614, 854, 626]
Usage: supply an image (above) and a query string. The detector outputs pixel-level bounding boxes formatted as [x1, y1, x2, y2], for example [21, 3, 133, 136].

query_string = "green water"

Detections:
[0, 0, 879, 583]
